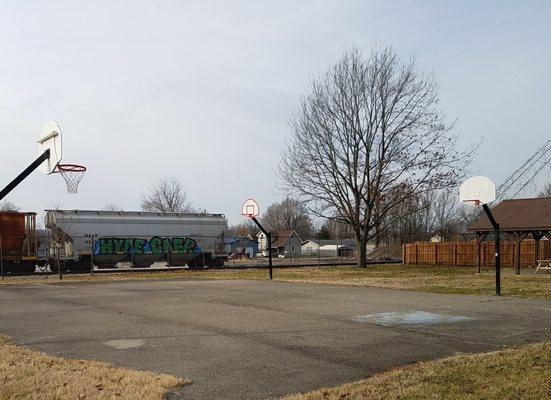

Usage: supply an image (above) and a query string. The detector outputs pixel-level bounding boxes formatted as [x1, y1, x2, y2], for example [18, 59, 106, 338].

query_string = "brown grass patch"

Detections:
[0, 335, 186, 400]
[2, 264, 550, 298]
[272, 265, 551, 298]
[282, 342, 551, 400]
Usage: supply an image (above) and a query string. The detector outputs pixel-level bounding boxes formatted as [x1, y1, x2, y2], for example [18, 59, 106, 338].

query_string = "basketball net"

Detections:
[56, 164, 86, 194]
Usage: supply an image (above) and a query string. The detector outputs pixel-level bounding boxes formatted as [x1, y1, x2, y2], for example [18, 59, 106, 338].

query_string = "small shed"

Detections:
[467, 197, 551, 274]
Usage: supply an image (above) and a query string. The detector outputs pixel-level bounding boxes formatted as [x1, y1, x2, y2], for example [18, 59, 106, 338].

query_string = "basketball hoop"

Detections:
[462, 199, 481, 206]
[55, 164, 86, 194]
[242, 198, 260, 218]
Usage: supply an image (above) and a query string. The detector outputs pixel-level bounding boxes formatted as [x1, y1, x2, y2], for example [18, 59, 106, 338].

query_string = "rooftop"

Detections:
[467, 197, 551, 232]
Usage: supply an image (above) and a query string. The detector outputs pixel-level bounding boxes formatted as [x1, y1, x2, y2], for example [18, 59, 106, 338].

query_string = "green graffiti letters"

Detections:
[99, 238, 113, 254]
[150, 236, 162, 254]
[96, 237, 198, 255]
[133, 238, 145, 254]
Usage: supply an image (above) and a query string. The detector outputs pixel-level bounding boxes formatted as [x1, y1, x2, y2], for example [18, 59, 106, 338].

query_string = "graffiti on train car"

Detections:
[93, 237, 201, 255]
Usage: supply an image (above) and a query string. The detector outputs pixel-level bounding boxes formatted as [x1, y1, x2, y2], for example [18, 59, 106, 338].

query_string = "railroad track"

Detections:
[1, 259, 401, 277]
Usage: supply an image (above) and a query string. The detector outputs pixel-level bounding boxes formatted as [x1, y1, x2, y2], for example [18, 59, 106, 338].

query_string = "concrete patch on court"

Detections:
[103, 339, 145, 349]
[353, 311, 473, 326]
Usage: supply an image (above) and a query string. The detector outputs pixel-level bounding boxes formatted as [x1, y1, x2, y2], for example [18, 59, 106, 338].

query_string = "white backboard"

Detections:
[242, 198, 259, 217]
[37, 120, 63, 174]
[459, 176, 496, 206]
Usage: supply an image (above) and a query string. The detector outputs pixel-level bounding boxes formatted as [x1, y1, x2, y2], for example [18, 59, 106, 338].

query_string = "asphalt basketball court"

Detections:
[1, 279, 549, 399]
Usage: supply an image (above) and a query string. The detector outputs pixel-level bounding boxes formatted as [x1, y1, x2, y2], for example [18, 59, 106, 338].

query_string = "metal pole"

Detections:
[202, 236, 206, 268]
[90, 237, 94, 275]
[45, 235, 49, 279]
[318, 243, 320, 268]
[495, 224, 501, 296]
[0, 149, 50, 201]
[251, 217, 272, 280]
[482, 204, 500, 296]
[166, 237, 170, 268]
[267, 232, 273, 280]
[56, 246, 62, 280]
[1, 236, 4, 280]
[289, 240, 292, 267]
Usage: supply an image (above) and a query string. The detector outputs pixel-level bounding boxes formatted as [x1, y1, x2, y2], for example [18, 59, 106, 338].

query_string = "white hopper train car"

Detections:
[45, 209, 228, 270]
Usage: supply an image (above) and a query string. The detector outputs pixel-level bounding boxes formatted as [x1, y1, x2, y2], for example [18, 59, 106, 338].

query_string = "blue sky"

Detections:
[1, 0, 550, 224]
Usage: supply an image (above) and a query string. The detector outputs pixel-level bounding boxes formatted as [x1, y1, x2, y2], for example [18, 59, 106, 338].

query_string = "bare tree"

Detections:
[429, 190, 464, 241]
[538, 182, 551, 198]
[226, 220, 258, 237]
[101, 203, 123, 211]
[141, 178, 193, 212]
[279, 46, 472, 267]
[44, 201, 71, 278]
[324, 214, 355, 239]
[0, 200, 20, 211]
[261, 198, 314, 238]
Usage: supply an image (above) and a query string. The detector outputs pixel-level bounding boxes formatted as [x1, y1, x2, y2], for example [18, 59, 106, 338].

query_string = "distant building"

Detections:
[257, 230, 302, 257]
[224, 234, 258, 258]
[301, 239, 375, 257]
[301, 240, 320, 255]
[429, 235, 444, 243]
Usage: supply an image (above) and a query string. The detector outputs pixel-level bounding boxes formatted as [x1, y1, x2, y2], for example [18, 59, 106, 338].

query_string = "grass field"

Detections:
[282, 341, 551, 400]
[0, 335, 185, 400]
[1, 264, 550, 298]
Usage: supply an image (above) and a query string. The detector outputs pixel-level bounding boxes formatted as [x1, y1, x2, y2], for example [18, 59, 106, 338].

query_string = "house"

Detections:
[224, 234, 258, 258]
[257, 230, 302, 257]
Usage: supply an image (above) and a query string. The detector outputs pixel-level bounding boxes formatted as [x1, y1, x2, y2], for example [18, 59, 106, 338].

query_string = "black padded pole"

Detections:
[251, 216, 273, 280]
[482, 204, 501, 296]
[0, 149, 50, 202]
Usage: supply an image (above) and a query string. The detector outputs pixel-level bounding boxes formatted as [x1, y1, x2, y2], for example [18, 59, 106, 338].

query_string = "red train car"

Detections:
[0, 212, 38, 274]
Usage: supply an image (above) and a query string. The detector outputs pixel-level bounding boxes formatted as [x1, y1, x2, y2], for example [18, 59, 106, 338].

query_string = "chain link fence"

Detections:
[1, 230, 416, 278]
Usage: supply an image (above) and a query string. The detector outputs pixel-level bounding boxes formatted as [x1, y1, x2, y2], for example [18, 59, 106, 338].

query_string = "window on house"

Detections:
[292, 245, 295, 252]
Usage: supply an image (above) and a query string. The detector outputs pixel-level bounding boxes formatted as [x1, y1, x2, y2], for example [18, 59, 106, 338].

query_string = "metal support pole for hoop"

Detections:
[482, 204, 501, 296]
[251, 217, 272, 280]
[0, 149, 50, 202]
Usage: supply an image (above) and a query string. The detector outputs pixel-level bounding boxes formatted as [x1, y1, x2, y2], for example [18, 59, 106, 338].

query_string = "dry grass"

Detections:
[0, 335, 185, 400]
[282, 342, 551, 400]
[271, 265, 551, 298]
[2, 264, 550, 298]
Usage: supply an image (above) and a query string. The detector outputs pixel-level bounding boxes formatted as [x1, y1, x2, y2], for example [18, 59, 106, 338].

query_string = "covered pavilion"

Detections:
[467, 197, 551, 274]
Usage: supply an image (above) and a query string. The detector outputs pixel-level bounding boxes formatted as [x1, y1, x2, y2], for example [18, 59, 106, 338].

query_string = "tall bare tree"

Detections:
[141, 178, 193, 213]
[261, 198, 314, 238]
[279, 46, 472, 267]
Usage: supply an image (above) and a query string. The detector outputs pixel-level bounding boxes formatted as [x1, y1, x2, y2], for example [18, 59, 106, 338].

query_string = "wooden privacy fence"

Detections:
[403, 239, 551, 267]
